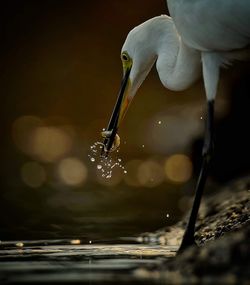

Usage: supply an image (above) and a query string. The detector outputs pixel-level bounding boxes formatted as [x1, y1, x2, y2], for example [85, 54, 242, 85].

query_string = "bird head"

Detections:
[102, 16, 169, 155]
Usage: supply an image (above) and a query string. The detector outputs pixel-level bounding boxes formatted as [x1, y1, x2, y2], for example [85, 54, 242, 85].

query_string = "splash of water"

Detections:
[88, 141, 127, 179]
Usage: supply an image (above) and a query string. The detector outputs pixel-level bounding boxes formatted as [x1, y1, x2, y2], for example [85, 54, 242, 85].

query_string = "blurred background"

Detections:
[1, 0, 250, 241]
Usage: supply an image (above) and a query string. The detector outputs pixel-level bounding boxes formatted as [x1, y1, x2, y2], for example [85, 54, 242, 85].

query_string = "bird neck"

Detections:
[155, 19, 201, 91]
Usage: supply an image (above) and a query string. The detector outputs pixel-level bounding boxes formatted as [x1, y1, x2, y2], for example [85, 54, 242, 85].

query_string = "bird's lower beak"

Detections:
[101, 68, 132, 156]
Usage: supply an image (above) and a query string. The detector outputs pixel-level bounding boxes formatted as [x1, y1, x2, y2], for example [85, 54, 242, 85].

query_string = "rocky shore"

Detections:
[137, 176, 250, 284]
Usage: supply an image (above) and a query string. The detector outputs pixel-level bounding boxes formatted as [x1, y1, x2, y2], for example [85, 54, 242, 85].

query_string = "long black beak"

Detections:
[101, 68, 131, 156]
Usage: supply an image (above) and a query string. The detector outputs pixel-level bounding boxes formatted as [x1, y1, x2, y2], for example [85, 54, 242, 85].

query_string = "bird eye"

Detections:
[121, 53, 129, 61]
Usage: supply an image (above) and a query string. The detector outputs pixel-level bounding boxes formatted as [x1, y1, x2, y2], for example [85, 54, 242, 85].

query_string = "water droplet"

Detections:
[124, 170, 127, 174]
[158, 120, 162, 125]
[89, 141, 126, 180]
[166, 214, 170, 218]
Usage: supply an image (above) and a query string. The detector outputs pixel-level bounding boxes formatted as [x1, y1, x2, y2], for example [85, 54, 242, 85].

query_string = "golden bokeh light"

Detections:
[58, 157, 87, 186]
[137, 160, 165, 187]
[123, 160, 143, 187]
[21, 161, 46, 188]
[12, 116, 74, 162]
[164, 154, 193, 183]
[70, 239, 81, 245]
[12, 116, 43, 154]
[31, 126, 72, 162]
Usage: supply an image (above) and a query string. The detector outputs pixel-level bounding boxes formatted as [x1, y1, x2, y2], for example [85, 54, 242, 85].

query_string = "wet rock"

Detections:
[139, 176, 250, 284]
[111, 177, 250, 284]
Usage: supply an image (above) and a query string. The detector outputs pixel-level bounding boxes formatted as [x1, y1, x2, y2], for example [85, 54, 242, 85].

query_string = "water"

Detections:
[0, 239, 177, 284]
[88, 142, 127, 179]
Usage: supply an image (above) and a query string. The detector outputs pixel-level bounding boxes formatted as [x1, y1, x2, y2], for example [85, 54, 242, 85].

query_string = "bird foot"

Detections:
[177, 237, 197, 254]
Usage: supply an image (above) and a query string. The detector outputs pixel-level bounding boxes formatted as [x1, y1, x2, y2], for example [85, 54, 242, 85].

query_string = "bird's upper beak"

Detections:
[102, 66, 132, 156]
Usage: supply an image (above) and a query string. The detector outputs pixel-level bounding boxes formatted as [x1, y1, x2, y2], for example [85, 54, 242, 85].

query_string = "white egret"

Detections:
[102, 0, 250, 251]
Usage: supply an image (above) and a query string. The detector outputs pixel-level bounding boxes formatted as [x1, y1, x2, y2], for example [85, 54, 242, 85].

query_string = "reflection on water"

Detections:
[0, 239, 177, 284]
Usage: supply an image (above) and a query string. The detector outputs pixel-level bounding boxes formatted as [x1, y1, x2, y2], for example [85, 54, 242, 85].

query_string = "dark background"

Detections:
[1, 0, 249, 241]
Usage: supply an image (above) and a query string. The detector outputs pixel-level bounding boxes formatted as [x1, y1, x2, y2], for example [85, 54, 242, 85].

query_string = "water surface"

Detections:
[0, 239, 177, 284]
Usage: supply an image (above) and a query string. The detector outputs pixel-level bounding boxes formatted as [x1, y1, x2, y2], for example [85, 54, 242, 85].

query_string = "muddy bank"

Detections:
[138, 176, 250, 284]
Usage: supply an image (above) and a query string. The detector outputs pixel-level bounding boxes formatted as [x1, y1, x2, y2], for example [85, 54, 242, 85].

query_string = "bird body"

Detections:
[103, 0, 250, 251]
[166, 0, 250, 100]
[121, 4, 250, 99]
[167, 0, 250, 51]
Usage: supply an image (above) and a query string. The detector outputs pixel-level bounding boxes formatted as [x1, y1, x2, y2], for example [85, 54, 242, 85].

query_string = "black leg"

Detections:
[178, 100, 214, 253]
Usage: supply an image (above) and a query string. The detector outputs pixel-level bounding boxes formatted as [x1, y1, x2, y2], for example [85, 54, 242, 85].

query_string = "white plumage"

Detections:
[167, 0, 250, 51]
[121, 0, 250, 101]
[104, 0, 250, 250]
